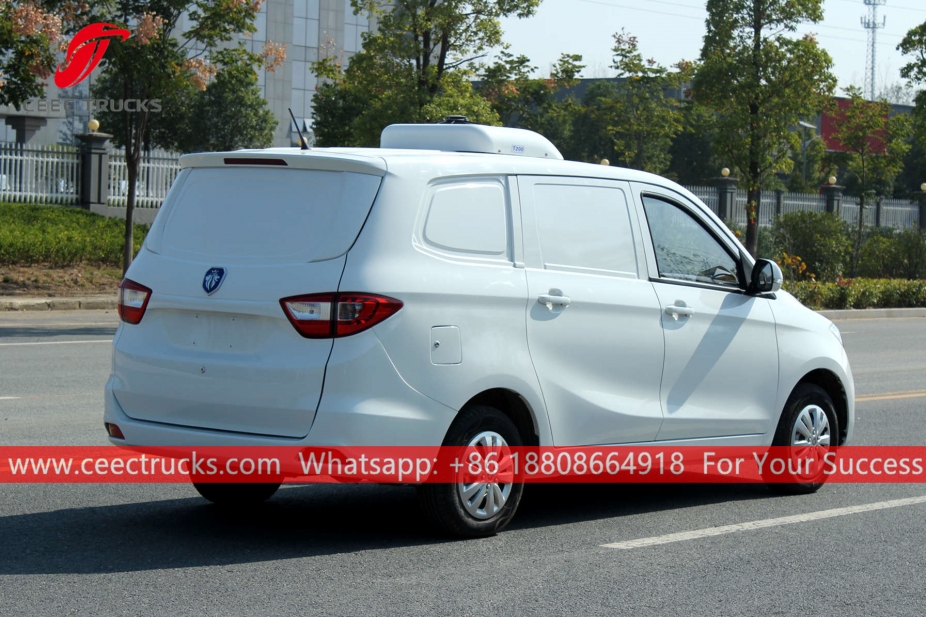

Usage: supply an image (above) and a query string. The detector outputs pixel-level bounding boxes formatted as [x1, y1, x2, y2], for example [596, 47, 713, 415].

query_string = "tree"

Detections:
[899, 21, 926, 150]
[693, 0, 836, 256]
[476, 51, 583, 154]
[571, 31, 690, 173]
[0, 1, 62, 107]
[312, 0, 541, 146]
[91, 1, 283, 273]
[826, 87, 911, 273]
[149, 49, 276, 153]
[666, 102, 724, 186]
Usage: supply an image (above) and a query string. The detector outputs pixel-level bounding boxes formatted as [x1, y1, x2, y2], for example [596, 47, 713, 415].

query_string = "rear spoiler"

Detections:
[179, 151, 387, 177]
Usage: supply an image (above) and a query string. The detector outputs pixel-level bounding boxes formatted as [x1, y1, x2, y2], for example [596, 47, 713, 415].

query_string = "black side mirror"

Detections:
[748, 259, 783, 295]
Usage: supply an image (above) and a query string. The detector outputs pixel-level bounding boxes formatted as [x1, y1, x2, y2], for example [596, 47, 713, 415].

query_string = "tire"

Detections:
[766, 383, 840, 495]
[192, 481, 281, 506]
[418, 405, 525, 538]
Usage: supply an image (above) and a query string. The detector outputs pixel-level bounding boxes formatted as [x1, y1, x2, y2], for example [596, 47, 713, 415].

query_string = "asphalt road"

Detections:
[1, 310, 925, 616]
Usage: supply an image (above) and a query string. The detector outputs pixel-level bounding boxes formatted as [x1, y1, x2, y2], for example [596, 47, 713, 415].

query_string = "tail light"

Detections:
[280, 293, 402, 338]
[118, 278, 152, 324]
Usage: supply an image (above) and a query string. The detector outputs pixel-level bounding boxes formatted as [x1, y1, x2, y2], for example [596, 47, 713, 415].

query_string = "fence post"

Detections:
[822, 182, 843, 215]
[915, 186, 926, 231]
[774, 189, 783, 219]
[76, 131, 112, 214]
[874, 196, 882, 228]
[714, 173, 737, 222]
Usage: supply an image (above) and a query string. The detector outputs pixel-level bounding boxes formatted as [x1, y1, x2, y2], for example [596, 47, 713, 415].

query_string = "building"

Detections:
[0, 0, 373, 147]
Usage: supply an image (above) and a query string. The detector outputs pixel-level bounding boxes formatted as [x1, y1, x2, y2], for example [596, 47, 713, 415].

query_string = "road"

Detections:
[1, 310, 925, 616]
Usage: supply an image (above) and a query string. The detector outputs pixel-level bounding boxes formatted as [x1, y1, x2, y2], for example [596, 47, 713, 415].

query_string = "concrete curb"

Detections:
[0, 296, 117, 311]
[816, 307, 926, 320]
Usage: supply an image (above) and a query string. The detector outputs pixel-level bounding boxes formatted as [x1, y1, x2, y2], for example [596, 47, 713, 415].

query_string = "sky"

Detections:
[499, 0, 926, 98]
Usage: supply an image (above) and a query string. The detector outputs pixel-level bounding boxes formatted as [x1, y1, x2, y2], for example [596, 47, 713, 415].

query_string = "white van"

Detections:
[104, 121, 854, 536]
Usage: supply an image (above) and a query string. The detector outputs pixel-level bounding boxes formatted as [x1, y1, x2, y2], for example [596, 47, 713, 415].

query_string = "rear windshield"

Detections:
[157, 167, 381, 264]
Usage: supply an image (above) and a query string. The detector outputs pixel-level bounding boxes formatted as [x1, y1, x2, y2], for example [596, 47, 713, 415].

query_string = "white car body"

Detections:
[104, 124, 855, 455]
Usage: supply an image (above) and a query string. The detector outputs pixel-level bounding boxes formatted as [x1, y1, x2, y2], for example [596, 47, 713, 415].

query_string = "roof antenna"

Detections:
[288, 108, 310, 150]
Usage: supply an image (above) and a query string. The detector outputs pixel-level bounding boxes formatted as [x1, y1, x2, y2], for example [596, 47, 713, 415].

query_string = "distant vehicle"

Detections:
[104, 120, 855, 537]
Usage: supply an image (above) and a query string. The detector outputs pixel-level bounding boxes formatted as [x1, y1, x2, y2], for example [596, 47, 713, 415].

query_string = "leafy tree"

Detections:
[571, 31, 690, 173]
[312, 0, 541, 146]
[786, 126, 831, 193]
[0, 0, 63, 107]
[693, 0, 836, 256]
[826, 87, 912, 273]
[150, 49, 276, 153]
[476, 51, 583, 155]
[91, 0, 283, 272]
[666, 102, 724, 185]
[899, 21, 926, 150]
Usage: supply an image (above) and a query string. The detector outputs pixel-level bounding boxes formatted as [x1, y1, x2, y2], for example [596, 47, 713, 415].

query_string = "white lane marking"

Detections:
[0, 396, 19, 400]
[602, 495, 926, 550]
[0, 339, 111, 347]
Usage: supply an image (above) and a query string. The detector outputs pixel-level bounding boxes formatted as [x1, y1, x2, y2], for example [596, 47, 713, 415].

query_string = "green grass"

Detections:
[0, 203, 148, 267]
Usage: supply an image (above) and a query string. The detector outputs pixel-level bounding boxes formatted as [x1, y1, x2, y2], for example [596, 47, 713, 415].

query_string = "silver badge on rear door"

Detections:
[202, 267, 226, 295]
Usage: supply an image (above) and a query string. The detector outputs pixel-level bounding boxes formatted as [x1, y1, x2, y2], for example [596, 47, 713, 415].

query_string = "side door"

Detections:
[632, 186, 779, 441]
[519, 176, 665, 446]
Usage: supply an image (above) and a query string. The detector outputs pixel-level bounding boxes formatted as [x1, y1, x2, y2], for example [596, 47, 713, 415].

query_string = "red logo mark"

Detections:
[54, 23, 131, 89]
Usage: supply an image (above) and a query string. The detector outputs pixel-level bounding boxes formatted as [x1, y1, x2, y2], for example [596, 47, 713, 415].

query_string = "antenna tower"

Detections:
[861, 0, 887, 100]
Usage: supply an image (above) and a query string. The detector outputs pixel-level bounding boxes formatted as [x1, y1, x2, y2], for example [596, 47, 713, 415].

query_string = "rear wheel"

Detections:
[192, 482, 281, 506]
[418, 405, 524, 537]
[767, 383, 839, 495]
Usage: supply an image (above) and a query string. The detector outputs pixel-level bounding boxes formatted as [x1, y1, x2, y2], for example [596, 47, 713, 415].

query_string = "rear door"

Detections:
[112, 161, 383, 438]
[632, 187, 779, 441]
[519, 176, 665, 446]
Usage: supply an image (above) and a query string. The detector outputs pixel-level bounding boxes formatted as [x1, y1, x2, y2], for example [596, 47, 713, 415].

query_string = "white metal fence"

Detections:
[108, 148, 182, 208]
[0, 143, 80, 205]
[684, 185, 920, 230]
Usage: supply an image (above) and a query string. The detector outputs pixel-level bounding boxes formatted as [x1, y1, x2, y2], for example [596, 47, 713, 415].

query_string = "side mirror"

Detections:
[748, 259, 783, 294]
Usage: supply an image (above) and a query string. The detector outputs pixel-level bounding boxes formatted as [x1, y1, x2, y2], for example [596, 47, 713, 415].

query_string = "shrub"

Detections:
[857, 229, 926, 279]
[0, 203, 147, 267]
[773, 211, 853, 282]
[786, 278, 926, 310]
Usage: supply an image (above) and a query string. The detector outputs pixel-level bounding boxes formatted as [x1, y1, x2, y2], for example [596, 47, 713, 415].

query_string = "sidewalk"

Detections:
[0, 295, 117, 311]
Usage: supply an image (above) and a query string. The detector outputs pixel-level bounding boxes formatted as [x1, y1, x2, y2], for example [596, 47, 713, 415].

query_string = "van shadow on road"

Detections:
[0, 482, 773, 576]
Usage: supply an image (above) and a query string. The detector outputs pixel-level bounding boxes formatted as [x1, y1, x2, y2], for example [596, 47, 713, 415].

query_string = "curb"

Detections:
[816, 307, 926, 320]
[0, 296, 117, 311]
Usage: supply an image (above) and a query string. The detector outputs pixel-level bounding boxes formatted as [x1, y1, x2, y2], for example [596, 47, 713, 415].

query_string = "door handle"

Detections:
[664, 305, 693, 320]
[538, 293, 571, 308]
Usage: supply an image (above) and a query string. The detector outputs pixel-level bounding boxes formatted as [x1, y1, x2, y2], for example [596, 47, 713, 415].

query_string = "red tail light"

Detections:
[280, 293, 403, 338]
[118, 279, 152, 324]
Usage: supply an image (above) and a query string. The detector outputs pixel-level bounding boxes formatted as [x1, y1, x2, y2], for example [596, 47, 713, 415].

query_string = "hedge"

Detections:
[0, 203, 148, 267]
[786, 278, 926, 310]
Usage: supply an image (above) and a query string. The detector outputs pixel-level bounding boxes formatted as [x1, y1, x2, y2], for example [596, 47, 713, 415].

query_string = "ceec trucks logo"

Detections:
[54, 23, 131, 89]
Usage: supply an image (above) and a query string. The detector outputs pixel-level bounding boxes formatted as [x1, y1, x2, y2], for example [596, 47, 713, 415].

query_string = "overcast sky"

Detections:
[499, 0, 926, 97]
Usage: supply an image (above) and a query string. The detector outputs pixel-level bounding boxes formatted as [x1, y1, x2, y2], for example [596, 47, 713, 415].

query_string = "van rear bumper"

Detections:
[104, 330, 458, 448]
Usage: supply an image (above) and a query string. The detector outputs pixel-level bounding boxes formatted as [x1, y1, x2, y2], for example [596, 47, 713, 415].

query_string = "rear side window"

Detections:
[532, 183, 638, 276]
[159, 167, 381, 265]
[422, 181, 508, 256]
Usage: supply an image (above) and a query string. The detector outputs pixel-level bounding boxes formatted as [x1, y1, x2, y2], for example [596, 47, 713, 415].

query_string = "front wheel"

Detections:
[418, 405, 525, 537]
[766, 383, 840, 495]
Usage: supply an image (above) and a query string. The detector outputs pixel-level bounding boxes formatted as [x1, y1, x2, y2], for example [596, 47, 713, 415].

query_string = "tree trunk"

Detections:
[852, 192, 865, 277]
[123, 156, 138, 274]
[745, 186, 760, 257]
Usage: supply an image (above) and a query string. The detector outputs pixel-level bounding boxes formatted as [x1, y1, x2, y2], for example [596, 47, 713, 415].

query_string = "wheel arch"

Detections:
[796, 369, 849, 445]
[459, 388, 540, 447]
